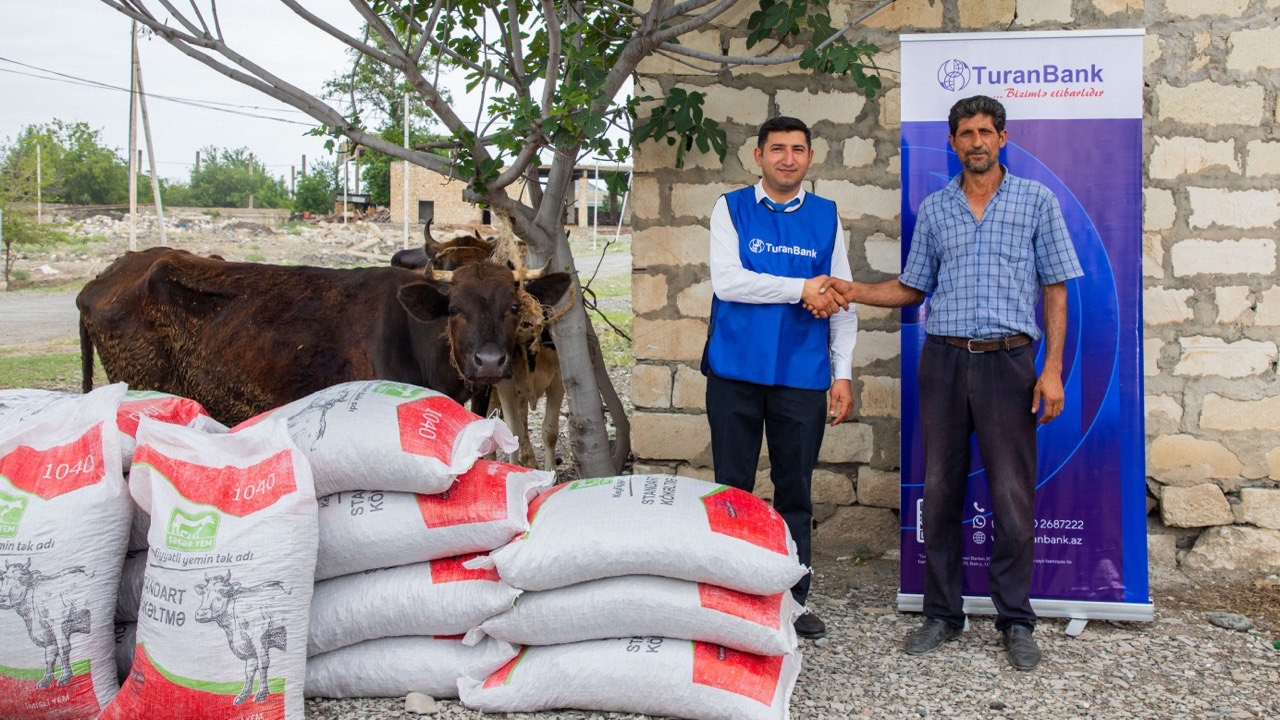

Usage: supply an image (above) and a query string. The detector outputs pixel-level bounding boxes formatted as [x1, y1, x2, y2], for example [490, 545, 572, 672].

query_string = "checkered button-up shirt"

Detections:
[899, 168, 1083, 340]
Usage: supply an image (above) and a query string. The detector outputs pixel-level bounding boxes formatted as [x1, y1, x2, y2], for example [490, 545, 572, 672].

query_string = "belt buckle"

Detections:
[966, 338, 985, 354]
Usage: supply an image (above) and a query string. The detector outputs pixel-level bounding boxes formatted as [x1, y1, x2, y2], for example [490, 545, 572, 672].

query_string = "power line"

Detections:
[0, 56, 316, 127]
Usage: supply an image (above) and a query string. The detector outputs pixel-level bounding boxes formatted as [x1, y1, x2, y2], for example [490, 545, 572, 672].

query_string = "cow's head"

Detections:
[392, 221, 499, 272]
[193, 570, 236, 623]
[0, 559, 33, 609]
[397, 261, 571, 384]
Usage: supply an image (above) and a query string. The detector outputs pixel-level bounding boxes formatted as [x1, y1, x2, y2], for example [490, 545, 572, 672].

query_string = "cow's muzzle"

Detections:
[469, 348, 511, 382]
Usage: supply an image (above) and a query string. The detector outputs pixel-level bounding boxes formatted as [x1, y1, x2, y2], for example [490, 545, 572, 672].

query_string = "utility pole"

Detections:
[291, 166, 296, 197]
[301, 154, 307, 175]
[195, 150, 201, 172]
[135, 52, 167, 246]
[403, 91, 410, 248]
[342, 156, 349, 225]
[127, 21, 139, 251]
[35, 143, 41, 225]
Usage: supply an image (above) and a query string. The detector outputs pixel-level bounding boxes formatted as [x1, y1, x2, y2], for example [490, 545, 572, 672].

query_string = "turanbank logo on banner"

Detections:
[748, 238, 818, 259]
[937, 58, 1105, 98]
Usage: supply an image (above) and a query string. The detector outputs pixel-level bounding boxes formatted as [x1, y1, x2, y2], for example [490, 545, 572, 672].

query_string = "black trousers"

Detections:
[705, 372, 826, 605]
[919, 336, 1038, 631]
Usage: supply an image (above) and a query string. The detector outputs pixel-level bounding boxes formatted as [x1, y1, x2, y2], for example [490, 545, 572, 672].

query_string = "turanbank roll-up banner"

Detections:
[898, 30, 1152, 623]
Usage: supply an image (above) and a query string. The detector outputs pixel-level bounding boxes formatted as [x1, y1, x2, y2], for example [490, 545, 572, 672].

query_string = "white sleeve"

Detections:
[828, 216, 858, 382]
[709, 196, 805, 305]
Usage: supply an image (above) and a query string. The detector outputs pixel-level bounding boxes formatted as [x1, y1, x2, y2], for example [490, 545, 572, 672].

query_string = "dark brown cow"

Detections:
[391, 219, 497, 272]
[77, 247, 570, 425]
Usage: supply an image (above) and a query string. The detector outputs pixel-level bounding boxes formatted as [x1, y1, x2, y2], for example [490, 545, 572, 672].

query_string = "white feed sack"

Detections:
[308, 554, 519, 655]
[315, 460, 553, 580]
[234, 380, 516, 497]
[468, 575, 803, 656]
[306, 635, 517, 699]
[459, 637, 802, 720]
[99, 417, 317, 720]
[0, 384, 130, 720]
[477, 475, 808, 594]
[0, 386, 225, 473]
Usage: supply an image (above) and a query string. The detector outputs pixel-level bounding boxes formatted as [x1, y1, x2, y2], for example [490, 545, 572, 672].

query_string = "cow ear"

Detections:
[524, 272, 572, 308]
[398, 281, 451, 322]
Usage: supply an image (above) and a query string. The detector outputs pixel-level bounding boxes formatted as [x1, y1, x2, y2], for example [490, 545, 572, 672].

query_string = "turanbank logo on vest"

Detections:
[937, 58, 1106, 99]
[748, 237, 818, 259]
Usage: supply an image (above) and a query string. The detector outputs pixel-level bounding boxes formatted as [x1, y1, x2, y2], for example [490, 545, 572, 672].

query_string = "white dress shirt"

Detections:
[709, 182, 858, 382]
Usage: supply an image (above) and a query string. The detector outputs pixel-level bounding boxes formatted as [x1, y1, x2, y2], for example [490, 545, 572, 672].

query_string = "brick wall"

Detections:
[630, 0, 1280, 574]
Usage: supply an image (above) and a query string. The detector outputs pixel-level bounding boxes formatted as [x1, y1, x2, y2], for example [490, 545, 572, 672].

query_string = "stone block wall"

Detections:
[631, 0, 1280, 577]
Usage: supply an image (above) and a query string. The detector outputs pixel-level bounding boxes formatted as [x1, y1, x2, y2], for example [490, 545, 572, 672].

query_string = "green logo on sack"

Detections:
[371, 382, 428, 400]
[166, 508, 220, 551]
[0, 489, 29, 539]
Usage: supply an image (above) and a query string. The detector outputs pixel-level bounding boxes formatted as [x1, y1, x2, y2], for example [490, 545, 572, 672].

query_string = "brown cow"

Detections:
[77, 247, 570, 425]
[390, 219, 497, 272]
[395, 228, 567, 470]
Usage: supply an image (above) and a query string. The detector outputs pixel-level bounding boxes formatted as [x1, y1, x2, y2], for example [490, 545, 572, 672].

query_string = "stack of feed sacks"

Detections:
[459, 474, 807, 720]
[0, 385, 131, 719]
[232, 380, 548, 700]
[0, 386, 226, 690]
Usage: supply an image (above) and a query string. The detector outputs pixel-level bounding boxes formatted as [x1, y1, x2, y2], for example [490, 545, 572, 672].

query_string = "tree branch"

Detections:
[652, 0, 736, 44]
[275, 0, 402, 67]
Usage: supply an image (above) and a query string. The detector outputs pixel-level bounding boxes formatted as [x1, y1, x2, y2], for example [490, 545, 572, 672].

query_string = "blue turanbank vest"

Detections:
[706, 186, 837, 391]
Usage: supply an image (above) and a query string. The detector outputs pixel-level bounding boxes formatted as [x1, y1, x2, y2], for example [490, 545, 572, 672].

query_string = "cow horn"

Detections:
[428, 268, 454, 283]
[423, 218, 441, 253]
[515, 259, 553, 281]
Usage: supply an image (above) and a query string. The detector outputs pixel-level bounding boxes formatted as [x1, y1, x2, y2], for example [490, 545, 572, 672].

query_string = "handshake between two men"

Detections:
[800, 276, 863, 319]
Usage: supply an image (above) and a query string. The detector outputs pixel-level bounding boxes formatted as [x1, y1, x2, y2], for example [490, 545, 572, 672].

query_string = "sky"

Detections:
[1, 1, 383, 182]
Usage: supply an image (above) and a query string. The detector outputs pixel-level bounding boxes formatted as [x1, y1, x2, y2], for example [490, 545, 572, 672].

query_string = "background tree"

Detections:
[295, 159, 339, 215]
[187, 146, 291, 208]
[99, 0, 886, 476]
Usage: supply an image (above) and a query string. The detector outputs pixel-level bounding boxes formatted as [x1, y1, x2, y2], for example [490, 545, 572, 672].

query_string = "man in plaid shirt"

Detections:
[816, 95, 1083, 670]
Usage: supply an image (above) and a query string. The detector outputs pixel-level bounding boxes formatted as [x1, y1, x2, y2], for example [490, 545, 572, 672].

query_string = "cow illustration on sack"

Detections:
[193, 570, 291, 705]
[285, 386, 352, 451]
[0, 558, 94, 690]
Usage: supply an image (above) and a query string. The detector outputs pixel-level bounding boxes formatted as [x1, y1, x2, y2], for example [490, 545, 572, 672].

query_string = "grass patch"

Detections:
[244, 252, 267, 262]
[592, 310, 633, 369]
[281, 221, 306, 234]
[0, 350, 106, 392]
[584, 272, 630, 298]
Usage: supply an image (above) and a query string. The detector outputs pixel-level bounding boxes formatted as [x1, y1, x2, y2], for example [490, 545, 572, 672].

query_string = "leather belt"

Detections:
[932, 333, 1032, 353]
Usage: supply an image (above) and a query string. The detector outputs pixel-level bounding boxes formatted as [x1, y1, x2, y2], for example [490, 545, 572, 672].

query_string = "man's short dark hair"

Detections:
[757, 116, 811, 148]
[948, 95, 1006, 136]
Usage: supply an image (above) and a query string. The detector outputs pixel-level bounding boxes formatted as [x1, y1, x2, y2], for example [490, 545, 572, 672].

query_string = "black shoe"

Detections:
[904, 618, 962, 655]
[1000, 624, 1041, 671]
[794, 610, 827, 639]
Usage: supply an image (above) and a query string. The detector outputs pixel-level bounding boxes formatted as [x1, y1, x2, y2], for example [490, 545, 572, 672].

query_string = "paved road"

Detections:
[0, 289, 81, 351]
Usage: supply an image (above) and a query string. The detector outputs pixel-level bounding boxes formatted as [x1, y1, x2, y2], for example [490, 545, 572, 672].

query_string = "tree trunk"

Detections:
[587, 320, 631, 470]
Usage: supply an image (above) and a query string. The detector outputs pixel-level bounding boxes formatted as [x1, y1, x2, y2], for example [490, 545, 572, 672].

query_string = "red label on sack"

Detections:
[432, 634, 465, 641]
[396, 396, 476, 462]
[698, 585, 783, 630]
[132, 446, 296, 516]
[0, 660, 99, 720]
[117, 396, 210, 438]
[691, 642, 784, 707]
[700, 486, 787, 555]
[0, 424, 106, 499]
[100, 647, 285, 720]
[429, 554, 500, 584]
[482, 647, 529, 689]
[415, 460, 514, 528]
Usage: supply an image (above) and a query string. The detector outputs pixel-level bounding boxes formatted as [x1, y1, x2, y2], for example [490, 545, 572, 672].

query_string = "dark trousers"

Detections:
[919, 337, 1038, 631]
[706, 372, 826, 605]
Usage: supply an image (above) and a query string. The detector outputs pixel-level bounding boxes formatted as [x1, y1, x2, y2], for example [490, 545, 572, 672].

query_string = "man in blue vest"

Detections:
[704, 116, 858, 640]
[817, 95, 1083, 669]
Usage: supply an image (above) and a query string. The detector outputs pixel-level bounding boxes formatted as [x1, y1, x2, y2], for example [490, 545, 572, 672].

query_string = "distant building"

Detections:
[390, 162, 631, 229]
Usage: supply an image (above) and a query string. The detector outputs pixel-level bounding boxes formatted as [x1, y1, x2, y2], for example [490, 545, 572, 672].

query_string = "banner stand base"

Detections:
[896, 592, 1155, 628]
